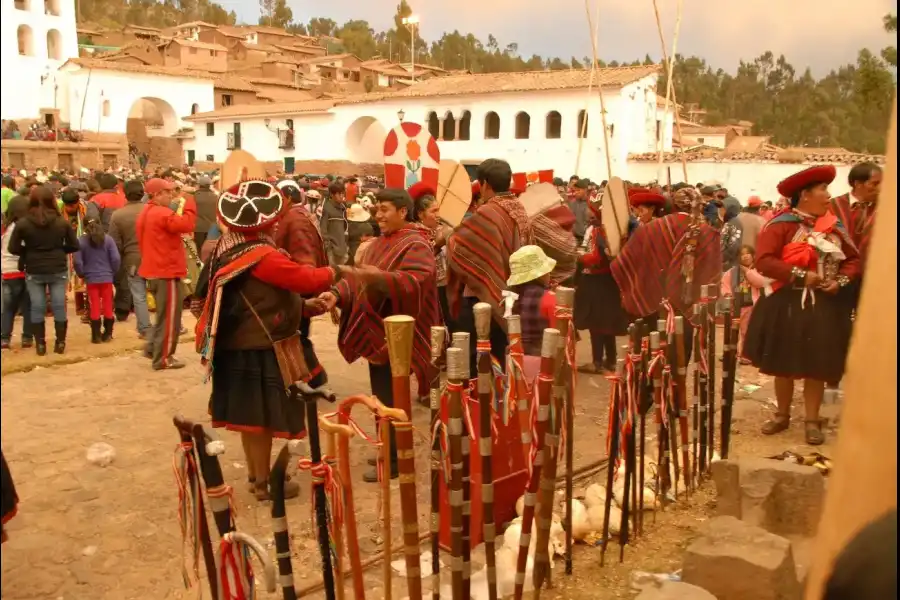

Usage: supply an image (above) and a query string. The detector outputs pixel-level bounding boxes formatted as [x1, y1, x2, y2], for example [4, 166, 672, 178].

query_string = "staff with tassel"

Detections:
[383, 315, 424, 600]
[473, 304, 499, 600]
[446, 346, 467, 600]
[720, 297, 739, 459]
[513, 328, 561, 600]
[659, 319, 680, 503]
[506, 311, 533, 465]
[706, 285, 718, 466]
[429, 326, 447, 600]
[619, 322, 641, 562]
[649, 331, 670, 509]
[696, 294, 709, 478]
[554, 286, 577, 578]
[600, 359, 625, 567]
[319, 417, 359, 600]
[451, 331, 473, 599]
[673, 316, 691, 496]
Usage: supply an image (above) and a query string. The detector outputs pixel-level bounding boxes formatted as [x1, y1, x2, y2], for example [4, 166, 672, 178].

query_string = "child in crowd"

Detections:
[508, 245, 558, 361]
[1, 217, 34, 350]
[74, 218, 121, 343]
[721, 244, 771, 364]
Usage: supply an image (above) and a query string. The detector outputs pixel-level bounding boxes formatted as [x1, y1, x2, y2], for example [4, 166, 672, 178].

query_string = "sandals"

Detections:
[761, 414, 790, 436]
[804, 419, 825, 446]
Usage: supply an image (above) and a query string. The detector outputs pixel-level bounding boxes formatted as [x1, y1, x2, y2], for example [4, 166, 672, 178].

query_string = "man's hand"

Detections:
[818, 280, 839, 295]
[303, 297, 328, 316]
[318, 291, 338, 311]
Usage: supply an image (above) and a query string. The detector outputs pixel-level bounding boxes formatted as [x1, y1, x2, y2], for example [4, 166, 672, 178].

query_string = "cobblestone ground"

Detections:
[0, 308, 837, 600]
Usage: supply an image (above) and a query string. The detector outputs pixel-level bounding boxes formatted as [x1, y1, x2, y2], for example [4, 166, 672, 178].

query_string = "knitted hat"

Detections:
[217, 180, 285, 233]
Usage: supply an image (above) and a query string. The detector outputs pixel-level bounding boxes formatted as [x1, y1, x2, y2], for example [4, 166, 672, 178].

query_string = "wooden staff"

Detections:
[649, 331, 669, 509]
[619, 323, 640, 562]
[429, 326, 446, 600]
[507, 315, 532, 465]
[473, 304, 499, 600]
[658, 318, 679, 504]
[534, 299, 574, 595]
[706, 285, 717, 466]
[637, 325, 650, 535]
[719, 302, 734, 459]
[295, 385, 338, 600]
[690, 308, 701, 491]
[555, 286, 576, 577]
[600, 359, 625, 567]
[380, 407, 394, 600]
[383, 315, 423, 600]
[697, 293, 709, 477]
[172, 418, 219, 599]
[513, 328, 560, 600]
[446, 346, 466, 600]
[451, 331, 472, 599]
[271, 444, 299, 600]
[319, 417, 357, 600]
[673, 316, 691, 497]
[335, 394, 408, 600]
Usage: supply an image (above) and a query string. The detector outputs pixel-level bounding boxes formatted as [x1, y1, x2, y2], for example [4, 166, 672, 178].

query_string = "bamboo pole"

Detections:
[582, 0, 614, 179]
[651, 0, 689, 183]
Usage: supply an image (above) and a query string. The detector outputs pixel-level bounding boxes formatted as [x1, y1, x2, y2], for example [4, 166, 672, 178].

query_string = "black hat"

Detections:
[573, 178, 590, 190]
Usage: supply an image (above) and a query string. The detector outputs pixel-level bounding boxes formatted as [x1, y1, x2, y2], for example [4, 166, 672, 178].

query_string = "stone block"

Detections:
[739, 458, 824, 537]
[710, 459, 741, 518]
[636, 580, 718, 600]
[683, 516, 800, 600]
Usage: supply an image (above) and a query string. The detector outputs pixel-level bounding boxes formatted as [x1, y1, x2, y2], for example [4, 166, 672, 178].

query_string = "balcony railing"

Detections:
[278, 128, 294, 150]
[226, 132, 240, 150]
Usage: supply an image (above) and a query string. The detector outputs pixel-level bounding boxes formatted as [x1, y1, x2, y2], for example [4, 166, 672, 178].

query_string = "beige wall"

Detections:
[1, 140, 128, 171]
[261, 62, 296, 82]
[214, 89, 260, 108]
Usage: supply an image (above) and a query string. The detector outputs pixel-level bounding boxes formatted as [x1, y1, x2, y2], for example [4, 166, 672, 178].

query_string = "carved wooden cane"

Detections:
[691, 306, 702, 491]
[649, 331, 670, 510]
[556, 286, 576, 577]
[383, 315, 423, 600]
[673, 316, 691, 497]
[513, 328, 560, 600]
[600, 359, 624, 568]
[706, 285, 718, 468]
[270, 444, 300, 600]
[451, 331, 473, 599]
[429, 326, 447, 600]
[319, 417, 357, 600]
[720, 296, 739, 459]
[658, 319, 679, 505]
[506, 315, 533, 467]
[697, 288, 709, 476]
[446, 346, 466, 600]
[473, 303, 499, 600]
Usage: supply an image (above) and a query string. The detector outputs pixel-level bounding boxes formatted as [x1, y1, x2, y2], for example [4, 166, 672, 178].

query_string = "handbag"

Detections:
[240, 291, 309, 389]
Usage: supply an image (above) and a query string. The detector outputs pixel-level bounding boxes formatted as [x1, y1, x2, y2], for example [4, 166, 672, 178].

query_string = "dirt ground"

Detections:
[0, 308, 837, 599]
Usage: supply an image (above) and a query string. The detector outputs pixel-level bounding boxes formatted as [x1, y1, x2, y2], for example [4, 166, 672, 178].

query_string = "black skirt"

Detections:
[743, 287, 852, 382]
[210, 349, 307, 439]
[1, 450, 18, 528]
[574, 272, 629, 335]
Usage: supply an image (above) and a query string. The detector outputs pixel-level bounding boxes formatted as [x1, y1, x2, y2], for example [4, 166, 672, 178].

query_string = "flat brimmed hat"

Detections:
[217, 179, 285, 232]
[347, 203, 371, 222]
[507, 245, 557, 286]
[777, 165, 836, 199]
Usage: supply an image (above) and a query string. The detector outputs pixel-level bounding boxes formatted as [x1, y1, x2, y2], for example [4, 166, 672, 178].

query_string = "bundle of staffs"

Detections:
[506, 315, 532, 466]
[720, 296, 739, 459]
[333, 394, 408, 600]
[556, 286, 577, 578]
[696, 291, 709, 479]
[172, 417, 219, 598]
[451, 331, 472, 600]
[446, 346, 467, 600]
[294, 384, 339, 600]
[319, 417, 359, 600]
[673, 316, 692, 497]
[658, 318, 679, 505]
[513, 328, 561, 600]
[618, 322, 641, 562]
[649, 330, 670, 511]
[705, 284, 718, 470]
[534, 289, 575, 597]
[383, 315, 424, 600]
[429, 326, 447, 600]
[600, 359, 625, 568]
[473, 303, 499, 600]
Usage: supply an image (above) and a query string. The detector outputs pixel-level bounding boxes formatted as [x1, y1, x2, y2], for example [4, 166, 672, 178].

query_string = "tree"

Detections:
[307, 17, 337, 37]
[337, 20, 378, 59]
[259, 0, 292, 28]
[882, 13, 897, 67]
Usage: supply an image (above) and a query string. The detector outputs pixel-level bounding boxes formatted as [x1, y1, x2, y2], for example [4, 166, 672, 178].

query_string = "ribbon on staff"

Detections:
[297, 457, 344, 568]
[430, 417, 452, 483]
[172, 442, 202, 592]
[505, 341, 531, 426]
[324, 409, 381, 445]
[219, 535, 256, 600]
[604, 371, 623, 478]
[443, 381, 476, 442]
[528, 373, 554, 479]
[660, 299, 677, 334]
[662, 364, 674, 428]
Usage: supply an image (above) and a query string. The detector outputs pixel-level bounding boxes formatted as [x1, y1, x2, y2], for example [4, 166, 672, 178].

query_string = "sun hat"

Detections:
[507, 245, 557, 286]
[347, 203, 371, 222]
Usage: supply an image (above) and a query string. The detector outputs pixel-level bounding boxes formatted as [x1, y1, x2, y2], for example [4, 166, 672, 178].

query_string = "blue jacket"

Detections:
[74, 235, 121, 284]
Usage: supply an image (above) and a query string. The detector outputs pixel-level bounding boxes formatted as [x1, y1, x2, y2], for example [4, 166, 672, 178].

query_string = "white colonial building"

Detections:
[183, 65, 677, 183]
[2, 0, 79, 120]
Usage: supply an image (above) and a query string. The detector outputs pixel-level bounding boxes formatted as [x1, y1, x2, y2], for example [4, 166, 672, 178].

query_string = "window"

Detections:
[577, 110, 588, 138]
[286, 119, 294, 129]
[14, 0, 29, 11]
[697, 137, 705, 144]
[609, 124, 615, 138]
[191, 103, 199, 115]
[17, 25, 34, 57]
[222, 94, 233, 107]
[47, 29, 63, 60]
[45, 0, 60, 16]
[514, 112, 530, 140]
[443, 112, 456, 141]
[206, 154, 214, 161]
[459, 111, 471, 141]
[206, 123, 215, 136]
[186, 150, 195, 166]
[102, 154, 117, 169]
[102, 99, 110, 117]
[427, 112, 439, 140]
[545, 111, 561, 139]
[484, 112, 500, 140]
[656, 120, 661, 141]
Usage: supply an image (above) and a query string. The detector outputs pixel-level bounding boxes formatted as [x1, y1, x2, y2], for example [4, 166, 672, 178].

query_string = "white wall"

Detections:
[60, 67, 215, 134]
[625, 160, 855, 203]
[185, 75, 677, 182]
[1, 0, 79, 120]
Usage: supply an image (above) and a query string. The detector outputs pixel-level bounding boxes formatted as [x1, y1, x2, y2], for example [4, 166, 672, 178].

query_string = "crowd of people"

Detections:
[1, 120, 83, 142]
[0, 157, 882, 508]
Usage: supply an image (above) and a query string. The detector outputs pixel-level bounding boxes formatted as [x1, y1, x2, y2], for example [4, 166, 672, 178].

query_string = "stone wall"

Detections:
[146, 138, 185, 171]
[1, 140, 129, 172]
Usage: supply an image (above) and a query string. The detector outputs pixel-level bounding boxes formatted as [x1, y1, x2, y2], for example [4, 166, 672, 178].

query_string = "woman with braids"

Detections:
[409, 181, 454, 324]
[194, 180, 364, 501]
[743, 165, 860, 445]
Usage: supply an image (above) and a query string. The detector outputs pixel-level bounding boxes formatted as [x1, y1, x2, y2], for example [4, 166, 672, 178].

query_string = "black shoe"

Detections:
[115, 310, 130, 323]
[34, 322, 47, 356]
[363, 465, 398, 483]
[90, 320, 102, 344]
[53, 321, 68, 354]
[101, 318, 114, 343]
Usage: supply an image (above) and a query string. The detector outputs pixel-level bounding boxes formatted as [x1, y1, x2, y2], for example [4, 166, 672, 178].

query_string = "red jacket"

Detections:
[136, 199, 197, 279]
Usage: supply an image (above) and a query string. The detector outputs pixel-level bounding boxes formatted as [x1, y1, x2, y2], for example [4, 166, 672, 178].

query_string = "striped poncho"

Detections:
[335, 224, 440, 391]
[610, 213, 722, 325]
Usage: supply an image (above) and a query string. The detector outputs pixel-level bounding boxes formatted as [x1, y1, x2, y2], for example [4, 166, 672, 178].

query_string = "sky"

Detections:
[219, 0, 897, 76]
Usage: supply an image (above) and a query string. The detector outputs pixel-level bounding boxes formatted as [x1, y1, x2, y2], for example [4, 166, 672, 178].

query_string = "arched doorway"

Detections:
[345, 116, 387, 163]
[46, 28, 62, 60]
[126, 97, 180, 169]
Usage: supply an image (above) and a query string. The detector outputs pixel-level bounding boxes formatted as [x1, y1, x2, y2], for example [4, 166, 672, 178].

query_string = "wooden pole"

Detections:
[804, 96, 897, 599]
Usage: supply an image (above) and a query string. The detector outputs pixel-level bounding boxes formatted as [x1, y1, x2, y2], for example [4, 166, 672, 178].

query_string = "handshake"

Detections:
[302, 265, 385, 316]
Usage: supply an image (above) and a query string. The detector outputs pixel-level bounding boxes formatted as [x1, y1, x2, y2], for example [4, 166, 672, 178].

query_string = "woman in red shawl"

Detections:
[742, 165, 860, 445]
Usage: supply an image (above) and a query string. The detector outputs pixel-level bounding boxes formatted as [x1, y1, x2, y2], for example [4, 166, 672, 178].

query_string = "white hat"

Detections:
[507, 245, 557, 286]
[347, 203, 370, 223]
[306, 189, 321, 200]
